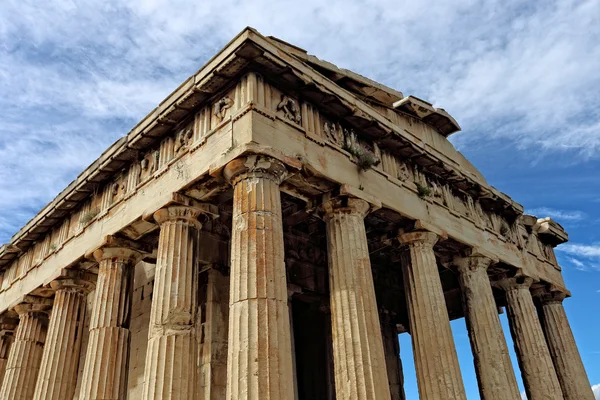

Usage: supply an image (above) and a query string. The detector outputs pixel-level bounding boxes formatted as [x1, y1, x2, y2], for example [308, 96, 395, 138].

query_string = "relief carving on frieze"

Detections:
[323, 121, 344, 147]
[277, 95, 301, 125]
[214, 96, 234, 121]
[174, 127, 193, 155]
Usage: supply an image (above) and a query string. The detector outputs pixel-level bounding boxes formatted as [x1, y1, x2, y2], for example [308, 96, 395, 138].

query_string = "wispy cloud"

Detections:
[557, 244, 600, 272]
[592, 383, 600, 400]
[0, 0, 598, 242]
[527, 207, 587, 222]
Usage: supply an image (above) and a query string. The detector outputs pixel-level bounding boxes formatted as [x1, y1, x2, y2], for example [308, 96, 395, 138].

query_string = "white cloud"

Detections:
[0, 0, 598, 241]
[592, 383, 600, 400]
[521, 390, 527, 400]
[527, 207, 587, 222]
[557, 244, 600, 272]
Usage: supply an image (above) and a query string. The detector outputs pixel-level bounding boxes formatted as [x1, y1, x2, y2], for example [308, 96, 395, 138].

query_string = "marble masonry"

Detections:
[0, 28, 593, 400]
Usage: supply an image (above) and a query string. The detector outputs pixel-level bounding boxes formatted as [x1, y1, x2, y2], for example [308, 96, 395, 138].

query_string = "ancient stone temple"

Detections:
[0, 27, 593, 400]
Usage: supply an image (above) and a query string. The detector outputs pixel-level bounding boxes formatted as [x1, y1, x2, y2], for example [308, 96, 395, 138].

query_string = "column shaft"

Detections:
[34, 280, 91, 400]
[0, 306, 48, 400]
[224, 156, 294, 400]
[323, 198, 390, 400]
[0, 332, 13, 390]
[456, 257, 520, 400]
[199, 268, 229, 400]
[539, 295, 594, 400]
[225, 156, 294, 400]
[380, 316, 405, 400]
[142, 206, 203, 400]
[502, 279, 562, 400]
[79, 246, 142, 400]
[399, 231, 466, 400]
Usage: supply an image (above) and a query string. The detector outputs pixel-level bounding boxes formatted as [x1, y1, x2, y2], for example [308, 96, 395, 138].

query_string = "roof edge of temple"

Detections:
[0, 26, 557, 269]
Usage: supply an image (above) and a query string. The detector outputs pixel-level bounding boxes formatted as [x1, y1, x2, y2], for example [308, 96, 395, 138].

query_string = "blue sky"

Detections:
[0, 1, 598, 398]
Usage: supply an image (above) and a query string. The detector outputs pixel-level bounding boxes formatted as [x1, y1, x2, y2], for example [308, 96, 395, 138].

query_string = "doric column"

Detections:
[380, 311, 405, 400]
[536, 291, 594, 400]
[0, 317, 17, 390]
[496, 277, 562, 400]
[78, 236, 147, 400]
[320, 196, 391, 400]
[198, 267, 230, 400]
[398, 231, 466, 400]
[223, 155, 294, 400]
[455, 255, 520, 400]
[0, 332, 12, 390]
[142, 202, 216, 400]
[0, 298, 52, 400]
[33, 271, 96, 400]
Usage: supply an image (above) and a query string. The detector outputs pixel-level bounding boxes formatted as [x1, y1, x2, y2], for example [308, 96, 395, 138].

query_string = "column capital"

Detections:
[493, 275, 534, 292]
[153, 203, 218, 228]
[319, 196, 370, 219]
[454, 253, 497, 274]
[398, 230, 438, 247]
[223, 155, 288, 186]
[50, 270, 97, 295]
[86, 235, 150, 264]
[0, 314, 18, 332]
[13, 296, 53, 317]
[534, 289, 568, 305]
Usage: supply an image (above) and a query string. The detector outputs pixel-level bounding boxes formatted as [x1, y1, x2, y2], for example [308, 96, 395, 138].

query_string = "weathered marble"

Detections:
[0, 331, 13, 388]
[380, 312, 405, 400]
[78, 239, 145, 400]
[223, 155, 294, 400]
[0, 300, 51, 400]
[142, 204, 213, 400]
[198, 267, 230, 400]
[497, 277, 562, 400]
[34, 273, 95, 400]
[455, 255, 521, 400]
[321, 197, 390, 400]
[537, 291, 594, 400]
[399, 231, 466, 400]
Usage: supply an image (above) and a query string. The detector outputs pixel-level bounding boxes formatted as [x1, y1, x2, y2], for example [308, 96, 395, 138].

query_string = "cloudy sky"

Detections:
[1, 0, 599, 398]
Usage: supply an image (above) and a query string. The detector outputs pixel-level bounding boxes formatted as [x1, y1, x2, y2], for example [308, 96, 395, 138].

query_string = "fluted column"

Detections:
[33, 272, 96, 400]
[321, 197, 390, 400]
[0, 299, 51, 400]
[78, 237, 146, 400]
[142, 203, 214, 400]
[455, 255, 520, 400]
[198, 267, 230, 400]
[398, 231, 466, 400]
[223, 155, 294, 400]
[380, 312, 405, 400]
[0, 332, 12, 390]
[537, 291, 594, 400]
[0, 318, 17, 391]
[497, 277, 562, 400]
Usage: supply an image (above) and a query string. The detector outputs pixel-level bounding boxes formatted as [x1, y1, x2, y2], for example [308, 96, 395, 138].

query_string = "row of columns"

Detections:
[0, 155, 593, 400]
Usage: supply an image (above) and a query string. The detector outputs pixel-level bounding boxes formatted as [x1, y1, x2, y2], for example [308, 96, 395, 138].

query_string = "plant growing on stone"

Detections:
[343, 141, 380, 171]
[415, 181, 432, 198]
[80, 209, 100, 225]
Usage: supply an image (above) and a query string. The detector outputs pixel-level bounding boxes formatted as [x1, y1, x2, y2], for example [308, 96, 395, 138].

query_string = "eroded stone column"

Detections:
[78, 237, 146, 400]
[455, 255, 520, 400]
[321, 196, 390, 400]
[380, 312, 405, 400]
[0, 298, 51, 400]
[497, 277, 562, 400]
[34, 271, 95, 400]
[399, 231, 466, 400]
[198, 267, 230, 400]
[223, 155, 294, 400]
[142, 203, 215, 400]
[0, 318, 17, 391]
[537, 291, 594, 400]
